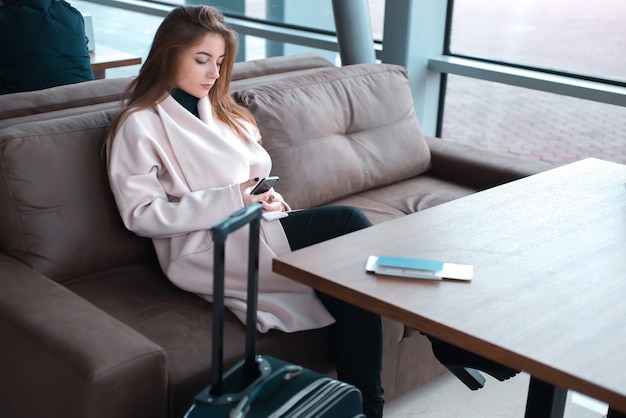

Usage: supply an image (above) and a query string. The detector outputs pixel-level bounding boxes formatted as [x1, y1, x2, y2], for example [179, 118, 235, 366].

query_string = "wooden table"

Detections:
[273, 158, 626, 416]
[89, 46, 142, 79]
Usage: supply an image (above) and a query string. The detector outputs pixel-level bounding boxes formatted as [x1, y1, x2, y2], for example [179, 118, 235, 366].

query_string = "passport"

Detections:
[365, 255, 473, 281]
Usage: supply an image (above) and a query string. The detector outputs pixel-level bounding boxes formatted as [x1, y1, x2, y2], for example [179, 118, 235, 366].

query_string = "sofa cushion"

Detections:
[327, 175, 476, 225]
[234, 63, 432, 209]
[0, 110, 155, 283]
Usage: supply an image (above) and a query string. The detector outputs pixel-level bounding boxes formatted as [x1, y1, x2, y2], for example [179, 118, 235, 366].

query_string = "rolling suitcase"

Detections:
[184, 203, 365, 418]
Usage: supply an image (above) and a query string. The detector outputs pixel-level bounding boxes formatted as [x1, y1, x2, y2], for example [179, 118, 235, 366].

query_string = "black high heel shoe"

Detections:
[429, 338, 520, 391]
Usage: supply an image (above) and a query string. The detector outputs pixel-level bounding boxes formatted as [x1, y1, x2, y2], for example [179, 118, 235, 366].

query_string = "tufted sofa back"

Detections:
[0, 110, 156, 283]
[0, 52, 334, 131]
[0, 53, 337, 283]
[0, 59, 421, 283]
[233, 63, 432, 210]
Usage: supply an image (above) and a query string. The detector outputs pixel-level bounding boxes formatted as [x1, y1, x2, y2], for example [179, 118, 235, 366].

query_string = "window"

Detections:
[441, 75, 626, 166]
[175, 0, 385, 42]
[441, 0, 626, 166]
[450, 0, 626, 82]
[73, 0, 384, 72]
[73, 0, 161, 78]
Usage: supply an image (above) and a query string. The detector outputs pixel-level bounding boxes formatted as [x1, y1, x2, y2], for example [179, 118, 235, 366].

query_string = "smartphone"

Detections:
[250, 176, 280, 195]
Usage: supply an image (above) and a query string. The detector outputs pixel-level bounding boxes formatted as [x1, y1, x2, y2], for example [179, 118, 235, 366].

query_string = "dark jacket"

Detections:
[0, 0, 94, 94]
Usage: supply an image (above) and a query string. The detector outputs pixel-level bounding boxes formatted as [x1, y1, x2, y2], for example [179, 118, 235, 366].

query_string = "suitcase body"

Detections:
[184, 204, 364, 418]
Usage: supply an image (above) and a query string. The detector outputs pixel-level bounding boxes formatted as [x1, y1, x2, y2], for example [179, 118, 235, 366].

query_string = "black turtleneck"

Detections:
[171, 88, 200, 118]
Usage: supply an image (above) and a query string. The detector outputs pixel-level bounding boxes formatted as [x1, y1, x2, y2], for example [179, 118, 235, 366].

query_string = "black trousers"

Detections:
[280, 206, 384, 418]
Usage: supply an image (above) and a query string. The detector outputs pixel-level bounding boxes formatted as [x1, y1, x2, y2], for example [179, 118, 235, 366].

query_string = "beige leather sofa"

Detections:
[0, 53, 550, 418]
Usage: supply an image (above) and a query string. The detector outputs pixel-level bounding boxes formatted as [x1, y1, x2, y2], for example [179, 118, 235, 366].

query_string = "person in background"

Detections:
[0, 0, 94, 94]
[104, 5, 384, 417]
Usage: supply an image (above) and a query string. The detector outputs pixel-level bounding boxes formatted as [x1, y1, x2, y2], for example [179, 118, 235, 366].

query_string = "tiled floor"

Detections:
[386, 372, 609, 418]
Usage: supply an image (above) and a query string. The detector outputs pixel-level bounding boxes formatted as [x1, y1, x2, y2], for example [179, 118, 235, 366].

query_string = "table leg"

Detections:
[93, 69, 106, 80]
[608, 407, 626, 418]
[524, 376, 567, 418]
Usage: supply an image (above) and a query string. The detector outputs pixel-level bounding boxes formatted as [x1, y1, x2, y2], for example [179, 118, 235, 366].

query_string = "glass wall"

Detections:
[73, 0, 161, 78]
[442, 0, 626, 165]
[442, 75, 626, 166]
[73, 0, 624, 166]
[74, 0, 384, 73]
[152, 0, 385, 40]
[194, 0, 384, 61]
[449, 0, 626, 82]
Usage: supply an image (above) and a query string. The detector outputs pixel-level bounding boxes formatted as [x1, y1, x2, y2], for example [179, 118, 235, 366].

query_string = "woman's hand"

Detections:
[263, 193, 286, 212]
[240, 178, 287, 212]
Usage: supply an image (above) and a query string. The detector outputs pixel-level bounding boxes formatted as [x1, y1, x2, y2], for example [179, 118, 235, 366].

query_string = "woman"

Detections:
[105, 5, 384, 417]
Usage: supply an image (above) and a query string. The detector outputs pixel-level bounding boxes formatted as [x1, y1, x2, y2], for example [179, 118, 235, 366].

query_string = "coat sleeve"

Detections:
[108, 114, 245, 239]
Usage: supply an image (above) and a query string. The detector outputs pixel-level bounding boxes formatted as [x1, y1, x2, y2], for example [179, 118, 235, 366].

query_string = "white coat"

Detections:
[107, 95, 335, 332]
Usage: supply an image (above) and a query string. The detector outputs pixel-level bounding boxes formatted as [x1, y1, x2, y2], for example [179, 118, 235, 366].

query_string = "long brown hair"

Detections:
[105, 5, 256, 149]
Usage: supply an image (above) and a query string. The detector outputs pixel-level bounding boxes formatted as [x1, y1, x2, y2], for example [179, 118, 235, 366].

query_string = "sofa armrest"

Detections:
[425, 136, 553, 190]
[0, 252, 167, 418]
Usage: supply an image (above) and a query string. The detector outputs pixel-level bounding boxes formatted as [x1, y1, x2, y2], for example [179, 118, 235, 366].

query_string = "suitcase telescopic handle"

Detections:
[211, 204, 263, 244]
[210, 203, 263, 396]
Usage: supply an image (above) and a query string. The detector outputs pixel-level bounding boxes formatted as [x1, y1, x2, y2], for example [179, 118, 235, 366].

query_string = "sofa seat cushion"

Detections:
[66, 262, 411, 411]
[327, 175, 476, 225]
[234, 63, 432, 209]
[65, 262, 334, 418]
